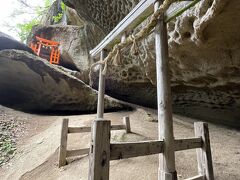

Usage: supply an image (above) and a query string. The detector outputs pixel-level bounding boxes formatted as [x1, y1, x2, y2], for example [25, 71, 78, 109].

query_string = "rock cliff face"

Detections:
[61, 0, 240, 127]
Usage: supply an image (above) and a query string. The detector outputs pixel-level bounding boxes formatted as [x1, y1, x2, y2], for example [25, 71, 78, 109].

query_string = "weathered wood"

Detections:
[89, 120, 111, 180]
[110, 140, 164, 160]
[68, 124, 126, 134]
[194, 122, 214, 180]
[97, 50, 107, 119]
[66, 148, 90, 157]
[90, 0, 199, 58]
[123, 116, 131, 133]
[165, 0, 200, 22]
[185, 175, 205, 180]
[111, 124, 126, 131]
[90, 0, 155, 57]
[68, 126, 91, 133]
[155, 1, 177, 180]
[174, 137, 202, 151]
[109, 137, 201, 161]
[59, 118, 69, 167]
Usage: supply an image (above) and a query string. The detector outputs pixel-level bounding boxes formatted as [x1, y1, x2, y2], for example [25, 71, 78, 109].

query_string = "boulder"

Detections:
[0, 32, 34, 54]
[0, 49, 128, 113]
[28, 24, 105, 83]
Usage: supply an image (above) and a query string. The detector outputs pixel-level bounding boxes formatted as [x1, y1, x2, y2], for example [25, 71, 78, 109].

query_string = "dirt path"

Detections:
[0, 106, 239, 180]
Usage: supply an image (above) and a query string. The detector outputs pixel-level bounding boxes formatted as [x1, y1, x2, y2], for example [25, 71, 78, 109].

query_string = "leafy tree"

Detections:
[4, 0, 66, 43]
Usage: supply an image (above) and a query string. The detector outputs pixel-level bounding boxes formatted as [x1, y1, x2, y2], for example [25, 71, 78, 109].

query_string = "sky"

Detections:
[0, 0, 45, 40]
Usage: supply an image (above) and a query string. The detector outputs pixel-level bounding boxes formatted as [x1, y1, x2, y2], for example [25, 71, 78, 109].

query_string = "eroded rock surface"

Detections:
[61, 0, 240, 127]
[0, 50, 128, 112]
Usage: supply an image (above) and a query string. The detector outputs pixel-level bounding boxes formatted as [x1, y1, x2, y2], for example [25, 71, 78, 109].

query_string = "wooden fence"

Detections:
[59, 117, 131, 167]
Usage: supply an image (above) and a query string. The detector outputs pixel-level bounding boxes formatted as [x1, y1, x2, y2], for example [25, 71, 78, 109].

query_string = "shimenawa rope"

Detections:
[90, 0, 176, 77]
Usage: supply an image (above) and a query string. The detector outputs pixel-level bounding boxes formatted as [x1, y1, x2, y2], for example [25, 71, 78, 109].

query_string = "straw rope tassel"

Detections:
[130, 35, 140, 56]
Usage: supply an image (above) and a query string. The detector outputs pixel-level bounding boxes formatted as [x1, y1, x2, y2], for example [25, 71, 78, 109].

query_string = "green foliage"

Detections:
[61, 2, 66, 11]
[52, 13, 63, 23]
[3, 0, 56, 43]
[52, 2, 66, 23]
[16, 19, 40, 43]
[44, 0, 52, 7]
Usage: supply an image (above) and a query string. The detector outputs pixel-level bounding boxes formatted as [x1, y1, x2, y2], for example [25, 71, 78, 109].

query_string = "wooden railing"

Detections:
[58, 117, 131, 167]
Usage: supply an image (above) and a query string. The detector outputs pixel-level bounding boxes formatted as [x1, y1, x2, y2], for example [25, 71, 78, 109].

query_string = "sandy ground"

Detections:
[0, 105, 239, 180]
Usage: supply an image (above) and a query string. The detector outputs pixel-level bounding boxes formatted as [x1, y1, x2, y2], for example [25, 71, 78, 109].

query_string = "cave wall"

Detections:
[61, 0, 240, 127]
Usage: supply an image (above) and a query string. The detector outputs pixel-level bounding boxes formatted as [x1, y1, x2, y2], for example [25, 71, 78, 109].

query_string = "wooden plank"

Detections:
[90, 0, 198, 58]
[123, 116, 131, 133]
[67, 124, 126, 134]
[185, 175, 205, 180]
[58, 118, 69, 167]
[194, 122, 214, 180]
[68, 126, 91, 133]
[110, 140, 164, 160]
[97, 50, 107, 119]
[165, 0, 200, 22]
[111, 125, 126, 131]
[174, 137, 202, 151]
[66, 148, 90, 157]
[89, 120, 111, 180]
[154, 2, 177, 180]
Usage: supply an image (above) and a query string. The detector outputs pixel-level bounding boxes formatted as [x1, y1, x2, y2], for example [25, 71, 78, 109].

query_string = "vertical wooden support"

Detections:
[59, 118, 69, 167]
[37, 43, 41, 56]
[194, 122, 214, 180]
[88, 119, 111, 180]
[97, 50, 107, 119]
[123, 116, 131, 133]
[154, 1, 177, 180]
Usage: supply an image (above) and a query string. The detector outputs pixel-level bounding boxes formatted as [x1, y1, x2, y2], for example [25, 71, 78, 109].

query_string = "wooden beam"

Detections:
[90, 0, 199, 58]
[89, 120, 111, 180]
[165, 0, 200, 22]
[185, 175, 205, 180]
[68, 126, 91, 133]
[123, 116, 131, 133]
[154, 1, 177, 180]
[194, 122, 214, 180]
[111, 125, 126, 131]
[174, 137, 202, 151]
[109, 137, 202, 160]
[68, 124, 126, 134]
[66, 148, 90, 157]
[110, 140, 164, 160]
[59, 118, 69, 167]
[90, 0, 155, 57]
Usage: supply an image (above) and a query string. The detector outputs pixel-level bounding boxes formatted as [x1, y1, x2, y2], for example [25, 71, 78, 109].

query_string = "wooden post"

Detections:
[97, 50, 107, 119]
[123, 116, 131, 133]
[194, 122, 214, 180]
[154, 1, 177, 180]
[59, 118, 69, 167]
[89, 119, 111, 180]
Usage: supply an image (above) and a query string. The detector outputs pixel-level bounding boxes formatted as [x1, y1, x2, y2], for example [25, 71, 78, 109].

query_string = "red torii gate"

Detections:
[30, 36, 61, 64]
